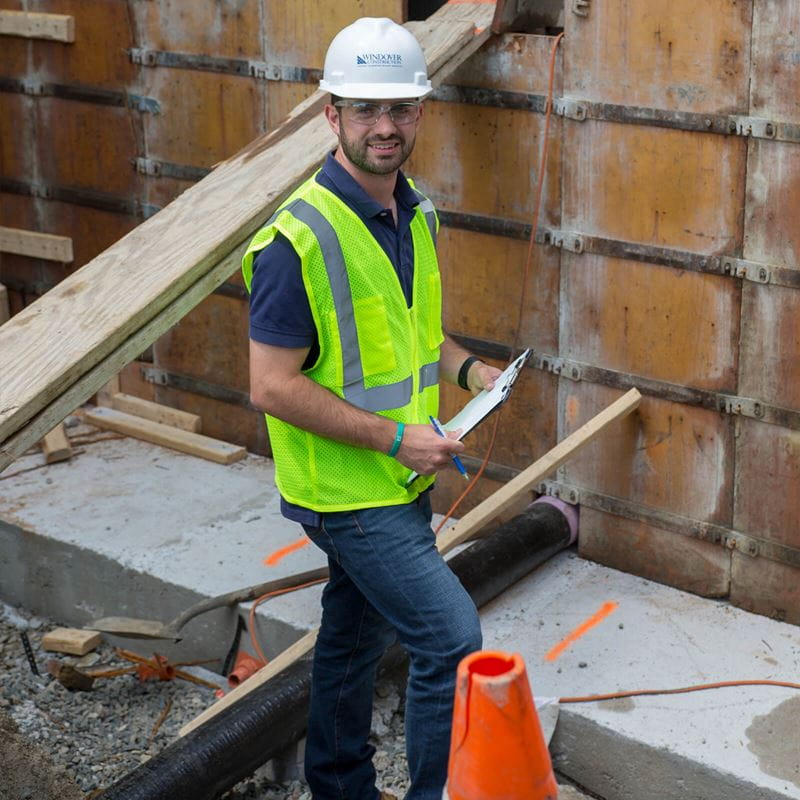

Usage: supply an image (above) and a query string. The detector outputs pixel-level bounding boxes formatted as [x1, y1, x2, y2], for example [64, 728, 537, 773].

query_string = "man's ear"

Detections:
[324, 104, 340, 136]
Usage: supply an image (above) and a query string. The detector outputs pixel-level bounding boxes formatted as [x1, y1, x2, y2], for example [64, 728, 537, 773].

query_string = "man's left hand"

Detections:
[466, 360, 503, 396]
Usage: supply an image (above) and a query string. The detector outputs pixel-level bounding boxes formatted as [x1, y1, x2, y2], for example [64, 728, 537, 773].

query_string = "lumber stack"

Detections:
[0, 2, 496, 474]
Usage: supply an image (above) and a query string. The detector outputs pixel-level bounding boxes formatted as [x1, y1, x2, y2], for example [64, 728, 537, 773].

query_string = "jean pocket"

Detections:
[303, 520, 340, 564]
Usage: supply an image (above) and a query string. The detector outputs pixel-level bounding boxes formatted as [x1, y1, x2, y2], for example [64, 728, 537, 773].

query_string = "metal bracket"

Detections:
[133, 158, 161, 177]
[720, 256, 771, 284]
[571, 0, 591, 17]
[141, 366, 169, 386]
[545, 228, 585, 253]
[726, 115, 777, 139]
[552, 97, 588, 121]
[532, 354, 582, 382]
[129, 47, 158, 67]
[536, 479, 581, 505]
[718, 394, 766, 420]
[248, 61, 282, 81]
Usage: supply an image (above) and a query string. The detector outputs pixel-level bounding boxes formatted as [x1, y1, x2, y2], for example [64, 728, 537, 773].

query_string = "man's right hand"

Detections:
[395, 423, 465, 475]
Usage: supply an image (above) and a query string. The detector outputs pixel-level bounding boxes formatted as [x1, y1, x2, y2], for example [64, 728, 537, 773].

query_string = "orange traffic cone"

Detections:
[444, 650, 558, 799]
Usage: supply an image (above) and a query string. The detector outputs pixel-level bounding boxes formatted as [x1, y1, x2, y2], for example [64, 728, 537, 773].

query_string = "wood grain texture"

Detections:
[560, 253, 740, 391]
[733, 418, 800, 551]
[0, 10, 74, 43]
[0, 226, 73, 263]
[578, 507, 730, 598]
[562, 121, 746, 254]
[111, 393, 202, 433]
[0, 5, 498, 463]
[84, 406, 246, 464]
[563, 0, 752, 113]
[0, 284, 9, 325]
[41, 422, 72, 463]
[730, 554, 800, 625]
[42, 627, 101, 655]
[558, 382, 734, 525]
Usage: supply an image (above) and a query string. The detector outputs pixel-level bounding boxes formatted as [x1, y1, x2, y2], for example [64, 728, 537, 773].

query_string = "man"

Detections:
[243, 17, 501, 800]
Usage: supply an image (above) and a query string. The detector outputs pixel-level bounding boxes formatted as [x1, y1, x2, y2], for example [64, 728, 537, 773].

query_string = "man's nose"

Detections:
[372, 110, 399, 134]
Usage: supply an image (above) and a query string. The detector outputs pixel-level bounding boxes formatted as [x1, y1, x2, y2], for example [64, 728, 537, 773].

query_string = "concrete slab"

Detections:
[2, 428, 800, 799]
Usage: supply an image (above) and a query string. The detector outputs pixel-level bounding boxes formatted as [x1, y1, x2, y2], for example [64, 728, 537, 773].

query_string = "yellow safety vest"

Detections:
[242, 172, 443, 511]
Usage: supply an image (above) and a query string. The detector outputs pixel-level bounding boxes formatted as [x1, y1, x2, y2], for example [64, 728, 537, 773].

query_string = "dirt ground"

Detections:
[0, 709, 84, 800]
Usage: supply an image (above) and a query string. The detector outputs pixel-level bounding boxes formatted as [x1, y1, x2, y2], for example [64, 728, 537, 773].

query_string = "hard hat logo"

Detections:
[320, 17, 432, 100]
[356, 54, 403, 67]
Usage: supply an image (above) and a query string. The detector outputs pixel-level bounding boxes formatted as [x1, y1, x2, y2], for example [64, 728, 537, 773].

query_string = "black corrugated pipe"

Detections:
[97, 497, 577, 800]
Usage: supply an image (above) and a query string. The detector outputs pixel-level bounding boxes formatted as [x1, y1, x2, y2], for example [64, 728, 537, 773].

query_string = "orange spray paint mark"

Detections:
[263, 536, 310, 566]
[545, 601, 619, 662]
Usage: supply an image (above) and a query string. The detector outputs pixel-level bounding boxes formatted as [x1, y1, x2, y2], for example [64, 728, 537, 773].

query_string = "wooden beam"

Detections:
[84, 406, 245, 464]
[0, 2, 495, 472]
[111, 392, 202, 433]
[179, 388, 641, 736]
[0, 283, 9, 325]
[42, 627, 101, 656]
[0, 226, 74, 262]
[41, 422, 72, 464]
[0, 10, 75, 43]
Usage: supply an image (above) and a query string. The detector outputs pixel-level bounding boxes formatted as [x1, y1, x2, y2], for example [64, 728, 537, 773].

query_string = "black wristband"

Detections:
[457, 356, 481, 391]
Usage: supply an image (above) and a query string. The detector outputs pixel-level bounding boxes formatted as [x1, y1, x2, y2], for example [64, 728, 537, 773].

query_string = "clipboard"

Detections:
[405, 348, 531, 485]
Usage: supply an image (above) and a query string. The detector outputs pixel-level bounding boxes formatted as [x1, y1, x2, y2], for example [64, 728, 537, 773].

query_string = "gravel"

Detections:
[0, 602, 410, 800]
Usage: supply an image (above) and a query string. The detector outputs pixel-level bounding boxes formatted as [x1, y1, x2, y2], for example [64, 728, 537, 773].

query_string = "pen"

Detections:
[429, 415, 469, 481]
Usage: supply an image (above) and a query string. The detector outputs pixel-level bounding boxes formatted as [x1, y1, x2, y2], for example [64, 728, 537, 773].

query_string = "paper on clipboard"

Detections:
[405, 348, 531, 485]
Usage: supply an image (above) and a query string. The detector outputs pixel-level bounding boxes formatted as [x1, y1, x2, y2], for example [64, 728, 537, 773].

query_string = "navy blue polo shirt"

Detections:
[249, 152, 424, 525]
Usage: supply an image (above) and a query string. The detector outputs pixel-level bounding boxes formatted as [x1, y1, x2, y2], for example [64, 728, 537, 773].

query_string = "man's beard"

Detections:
[339, 129, 415, 175]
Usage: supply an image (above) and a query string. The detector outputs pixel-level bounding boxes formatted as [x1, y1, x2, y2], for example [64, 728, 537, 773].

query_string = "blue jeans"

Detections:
[303, 493, 482, 800]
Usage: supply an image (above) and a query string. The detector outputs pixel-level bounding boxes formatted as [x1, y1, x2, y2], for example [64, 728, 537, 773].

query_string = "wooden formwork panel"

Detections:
[27, 0, 136, 87]
[560, 253, 740, 391]
[0, 193, 39, 314]
[578, 508, 730, 598]
[135, 0, 262, 58]
[140, 69, 265, 167]
[730, 555, 800, 625]
[263, 0, 404, 69]
[0, 94, 35, 181]
[35, 99, 142, 196]
[739, 284, 800, 411]
[153, 385, 269, 457]
[734, 419, 800, 550]
[266, 81, 317, 131]
[563, 0, 752, 114]
[562, 121, 746, 253]
[446, 33, 564, 96]
[0, 0, 28, 76]
[153, 293, 250, 394]
[750, 0, 800, 122]
[439, 228, 560, 353]
[743, 140, 800, 269]
[559, 382, 734, 525]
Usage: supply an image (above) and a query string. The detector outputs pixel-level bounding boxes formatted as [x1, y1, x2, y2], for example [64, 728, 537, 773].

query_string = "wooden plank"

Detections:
[739, 283, 800, 411]
[0, 10, 75, 43]
[181, 387, 641, 735]
[0, 284, 9, 325]
[563, 0, 752, 113]
[578, 507, 730, 598]
[0, 4, 496, 467]
[111, 392, 202, 433]
[750, 0, 800, 123]
[0, 226, 74, 263]
[41, 627, 101, 656]
[96, 375, 120, 408]
[83, 407, 246, 465]
[730, 554, 800, 625]
[41, 422, 72, 464]
[560, 253, 740, 391]
[559, 383, 734, 524]
[562, 121, 746, 254]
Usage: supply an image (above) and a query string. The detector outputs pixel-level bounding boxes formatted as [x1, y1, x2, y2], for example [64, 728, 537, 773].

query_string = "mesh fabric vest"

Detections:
[242, 172, 443, 512]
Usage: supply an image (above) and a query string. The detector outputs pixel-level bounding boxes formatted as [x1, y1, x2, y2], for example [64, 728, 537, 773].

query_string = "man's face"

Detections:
[331, 99, 422, 176]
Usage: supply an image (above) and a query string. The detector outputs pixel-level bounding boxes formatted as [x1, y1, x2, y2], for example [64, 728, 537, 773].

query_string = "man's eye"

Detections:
[354, 105, 379, 118]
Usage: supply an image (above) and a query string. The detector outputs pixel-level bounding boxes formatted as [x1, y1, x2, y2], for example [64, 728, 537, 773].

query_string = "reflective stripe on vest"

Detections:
[414, 191, 437, 246]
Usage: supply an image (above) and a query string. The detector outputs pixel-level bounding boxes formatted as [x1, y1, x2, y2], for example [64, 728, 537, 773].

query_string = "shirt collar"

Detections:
[321, 151, 420, 218]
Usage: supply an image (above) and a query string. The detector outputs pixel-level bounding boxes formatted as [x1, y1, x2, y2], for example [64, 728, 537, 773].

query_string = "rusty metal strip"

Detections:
[0, 178, 161, 218]
[140, 366, 256, 411]
[431, 84, 548, 113]
[0, 76, 160, 112]
[537, 479, 800, 569]
[133, 158, 212, 182]
[128, 48, 322, 83]
[438, 209, 543, 241]
[447, 333, 800, 431]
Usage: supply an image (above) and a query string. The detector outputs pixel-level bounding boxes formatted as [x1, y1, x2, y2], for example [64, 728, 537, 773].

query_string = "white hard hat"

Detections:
[320, 17, 432, 100]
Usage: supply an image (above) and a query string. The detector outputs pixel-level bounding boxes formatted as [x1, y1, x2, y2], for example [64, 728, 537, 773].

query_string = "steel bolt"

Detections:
[765, 123, 774, 137]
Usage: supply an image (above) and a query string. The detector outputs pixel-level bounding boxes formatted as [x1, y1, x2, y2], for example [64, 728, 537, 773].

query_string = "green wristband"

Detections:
[388, 421, 405, 458]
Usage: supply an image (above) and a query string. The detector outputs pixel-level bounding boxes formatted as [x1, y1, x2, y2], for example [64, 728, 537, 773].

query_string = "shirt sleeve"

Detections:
[248, 233, 316, 348]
